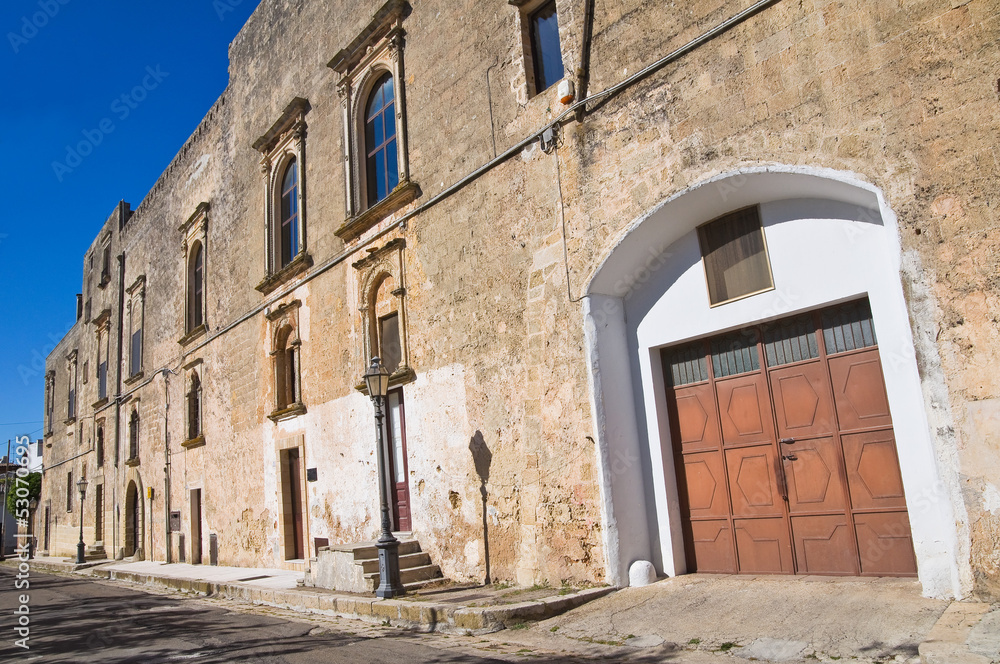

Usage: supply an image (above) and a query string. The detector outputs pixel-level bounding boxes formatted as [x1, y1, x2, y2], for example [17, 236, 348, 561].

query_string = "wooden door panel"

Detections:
[828, 350, 892, 431]
[716, 373, 775, 446]
[842, 431, 907, 510]
[769, 362, 837, 439]
[855, 512, 917, 575]
[790, 515, 858, 575]
[671, 383, 722, 453]
[689, 520, 737, 573]
[725, 446, 781, 517]
[782, 437, 848, 513]
[734, 518, 793, 573]
[679, 451, 730, 518]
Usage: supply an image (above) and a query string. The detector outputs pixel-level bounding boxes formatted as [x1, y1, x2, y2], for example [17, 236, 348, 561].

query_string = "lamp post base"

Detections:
[76, 540, 86, 564]
[375, 536, 404, 599]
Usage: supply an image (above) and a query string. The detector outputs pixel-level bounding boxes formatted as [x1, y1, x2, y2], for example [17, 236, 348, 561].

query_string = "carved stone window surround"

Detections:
[180, 202, 210, 338]
[253, 97, 311, 291]
[329, 0, 418, 240]
[353, 238, 414, 393]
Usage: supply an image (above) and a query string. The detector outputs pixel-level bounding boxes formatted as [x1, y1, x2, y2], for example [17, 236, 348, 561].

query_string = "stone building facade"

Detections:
[40, 0, 999, 599]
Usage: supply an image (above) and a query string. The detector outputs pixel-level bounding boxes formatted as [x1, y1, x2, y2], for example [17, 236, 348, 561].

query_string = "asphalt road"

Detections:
[0, 567, 514, 663]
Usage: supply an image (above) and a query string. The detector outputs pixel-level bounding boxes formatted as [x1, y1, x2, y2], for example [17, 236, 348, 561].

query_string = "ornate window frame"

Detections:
[353, 238, 414, 392]
[44, 370, 55, 437]
[180, 202, 209, 344]
[329, 0, 419, 241]
[266, 299, 306, 422]
[125, 275, 146, 384]
[126, 401, 141, 466]
[254, 97, 312, 295]
[182, 357, 206, 449]
[65, 350, 78, 425]
[92, 308, 112, 407]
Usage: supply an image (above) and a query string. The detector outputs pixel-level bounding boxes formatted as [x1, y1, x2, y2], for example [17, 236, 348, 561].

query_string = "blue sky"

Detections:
[0, 0, 261, 455]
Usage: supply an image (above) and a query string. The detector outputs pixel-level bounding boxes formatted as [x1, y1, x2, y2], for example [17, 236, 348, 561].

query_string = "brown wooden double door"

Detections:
[663, 299, 917, 576]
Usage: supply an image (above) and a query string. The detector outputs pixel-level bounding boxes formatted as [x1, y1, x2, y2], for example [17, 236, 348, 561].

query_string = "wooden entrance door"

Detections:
[94, 484, 104, 543]
[383, 389, 411, 532]
[283, 449, 304, 560]
[190, 489, 202, 565]
[125, 482, 139, 557]
[663, 299, 917, 576]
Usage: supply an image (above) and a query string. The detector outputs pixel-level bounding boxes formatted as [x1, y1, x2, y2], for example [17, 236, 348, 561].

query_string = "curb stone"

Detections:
[86, 567, 614, 635]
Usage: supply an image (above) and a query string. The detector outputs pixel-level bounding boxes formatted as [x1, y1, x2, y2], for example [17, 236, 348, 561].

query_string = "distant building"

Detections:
[41, 0, 999, 600]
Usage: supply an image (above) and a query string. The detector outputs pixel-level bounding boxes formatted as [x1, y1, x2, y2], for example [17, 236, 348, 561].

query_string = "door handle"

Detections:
[780, 438, 795, 445]
[782, 454, 798, 461]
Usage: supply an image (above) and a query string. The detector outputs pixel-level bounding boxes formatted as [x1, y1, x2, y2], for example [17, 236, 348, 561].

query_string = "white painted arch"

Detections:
[583, 165, 965, 599]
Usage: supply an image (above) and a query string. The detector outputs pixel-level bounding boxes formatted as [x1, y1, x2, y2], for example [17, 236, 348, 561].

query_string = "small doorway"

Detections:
[94, 484, 104, 543]
[190, 489, 202, 565]
[124, 482, 140, 557]
[280, 448, 304, 560]
[382, 388, 411, 532]
[43, 506, 50, 551]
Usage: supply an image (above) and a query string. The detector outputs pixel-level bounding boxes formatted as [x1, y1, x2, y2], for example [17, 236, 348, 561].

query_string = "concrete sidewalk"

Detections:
[489, 574, 999, 664]
[11, 557, 999, 663]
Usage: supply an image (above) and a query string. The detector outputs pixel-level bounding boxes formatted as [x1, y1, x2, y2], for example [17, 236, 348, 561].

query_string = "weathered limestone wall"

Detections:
[42, 0, 1000, 597]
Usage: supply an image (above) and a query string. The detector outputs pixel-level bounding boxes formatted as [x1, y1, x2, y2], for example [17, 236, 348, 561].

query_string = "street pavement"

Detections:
[0, 567, 517, 663]
[3, 561, 997, 663]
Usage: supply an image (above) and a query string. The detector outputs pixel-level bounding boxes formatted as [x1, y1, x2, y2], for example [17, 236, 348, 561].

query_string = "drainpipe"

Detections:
[575, 0, 595, 110]
[162, 368, 175, 563]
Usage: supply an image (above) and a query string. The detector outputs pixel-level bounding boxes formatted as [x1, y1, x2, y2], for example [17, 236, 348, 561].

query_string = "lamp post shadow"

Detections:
[469, 430, 492, 584]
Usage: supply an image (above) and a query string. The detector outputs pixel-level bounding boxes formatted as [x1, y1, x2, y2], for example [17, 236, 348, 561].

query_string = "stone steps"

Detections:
[307, 537, 444, 593]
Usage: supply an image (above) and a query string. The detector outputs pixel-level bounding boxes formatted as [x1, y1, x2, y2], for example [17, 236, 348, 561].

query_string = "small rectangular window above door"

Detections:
[379, 312, 401, 374]
[697, 206, 774, 306]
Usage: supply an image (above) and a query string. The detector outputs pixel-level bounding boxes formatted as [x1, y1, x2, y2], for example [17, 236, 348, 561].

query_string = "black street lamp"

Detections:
[76, 476, 88, 564]
[363, 357, 404, 599]
[28, 497, 37, 559]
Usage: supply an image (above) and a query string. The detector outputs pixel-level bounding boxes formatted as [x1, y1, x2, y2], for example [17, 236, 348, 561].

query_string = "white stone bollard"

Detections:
[628, 560, 657, 587]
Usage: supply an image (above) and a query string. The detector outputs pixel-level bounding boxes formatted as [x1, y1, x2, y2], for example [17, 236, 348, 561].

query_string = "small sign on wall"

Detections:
[307, 468, 318, 482]
[169, 511, 181, 532]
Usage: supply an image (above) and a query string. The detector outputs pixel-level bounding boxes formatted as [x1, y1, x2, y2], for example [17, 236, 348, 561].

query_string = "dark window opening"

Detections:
[189, 244, 204, 331]
[66, 472, 73, 512]
[379, 312, 401, 375]
[129, 410, 139, 461]
[275, 327, 299, 411]
[188, 373, 202, 441]
[130, 329, 142, 376]
[96, 426, 104, 467]
[365, 73, 399, 206]
[529, 0, 564, 94]
[101, 244, 111, 283]
[98, 361, 108, 400]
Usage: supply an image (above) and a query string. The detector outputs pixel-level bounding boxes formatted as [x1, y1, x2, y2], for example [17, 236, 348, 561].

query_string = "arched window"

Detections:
[128, 409, 139, 461]
[279, 159, 299, 268]
[96, 425, 104, 467]
[187, 372, 202, 441]
[365, 73, 398, 206]
[188, 243, 204, 331]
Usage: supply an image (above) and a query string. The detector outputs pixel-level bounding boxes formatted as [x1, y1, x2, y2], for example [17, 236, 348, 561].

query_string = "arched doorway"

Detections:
[124, 481, 142, 558]
[583, 167, 966, 598]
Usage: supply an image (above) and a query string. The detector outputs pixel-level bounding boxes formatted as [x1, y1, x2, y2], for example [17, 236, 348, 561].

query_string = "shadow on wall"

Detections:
[469, 430, 492, 584]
